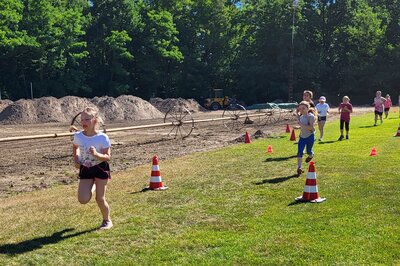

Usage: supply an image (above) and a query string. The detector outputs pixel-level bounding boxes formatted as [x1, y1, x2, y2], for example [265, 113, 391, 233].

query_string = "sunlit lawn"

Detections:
[0, 111, 399, 265]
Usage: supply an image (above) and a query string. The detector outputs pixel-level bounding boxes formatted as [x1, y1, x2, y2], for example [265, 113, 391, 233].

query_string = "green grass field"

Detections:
[1, 111, 399, 265]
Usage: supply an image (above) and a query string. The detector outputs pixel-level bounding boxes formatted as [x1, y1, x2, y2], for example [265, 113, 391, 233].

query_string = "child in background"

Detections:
[384, 94, 392, 119]
[297, 90, 315, 118]
[372, 90, 386, 125]
[303, 90, 315, 107]
[338, 96, 353, 140]
[73, 107, 113, 230]
[315, 96, 329, 141]
[296, 101, 317, 176]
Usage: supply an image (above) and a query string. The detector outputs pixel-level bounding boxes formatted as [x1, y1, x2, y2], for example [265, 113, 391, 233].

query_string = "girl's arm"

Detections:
[72, 144, 80, 169]
[89, 147, 111, 162]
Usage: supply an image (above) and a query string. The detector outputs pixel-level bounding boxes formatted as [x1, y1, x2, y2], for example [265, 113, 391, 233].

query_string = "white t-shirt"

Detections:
[316, 103, 329, 116]
[73, 131, 111, 167]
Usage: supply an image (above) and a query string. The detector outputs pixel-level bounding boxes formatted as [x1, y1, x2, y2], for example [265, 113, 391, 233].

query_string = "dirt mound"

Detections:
[149, 97, 206, 113]
[60, 96, 96, 122]
[0, 95, 164, 124]
[92, 95, 164, 121]
[0, 99, 12, 113]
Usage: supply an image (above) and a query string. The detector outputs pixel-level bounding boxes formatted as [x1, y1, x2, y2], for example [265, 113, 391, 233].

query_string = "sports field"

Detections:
[0, 112, 399, 265]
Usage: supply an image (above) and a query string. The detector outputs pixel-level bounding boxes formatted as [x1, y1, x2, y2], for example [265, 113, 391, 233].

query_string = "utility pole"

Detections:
[30, 82, 33, 99]
[289, 0, 299, 102]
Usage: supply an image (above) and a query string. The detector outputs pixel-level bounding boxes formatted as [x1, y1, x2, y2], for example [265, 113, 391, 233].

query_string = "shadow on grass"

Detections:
[130, 187, 169, 193]
[288, 200, 309, 206]
[359, 125, 377, 128]
[255, 174, 299, 185]
[265, 155, 297, 162]
[317, 140, 337, 144]
[0, 228, 96, 255]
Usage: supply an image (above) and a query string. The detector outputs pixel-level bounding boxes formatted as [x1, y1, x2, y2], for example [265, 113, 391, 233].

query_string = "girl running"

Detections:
[296, 101, 317, 176]
[73, 107, 113, 230]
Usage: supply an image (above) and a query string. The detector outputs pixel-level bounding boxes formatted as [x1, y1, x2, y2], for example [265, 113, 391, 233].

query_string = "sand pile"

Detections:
[0, 95, 164, 124]
[149, 97, 206, 113]
[0, 99, 13, 113]
[92, 95, 164, 121]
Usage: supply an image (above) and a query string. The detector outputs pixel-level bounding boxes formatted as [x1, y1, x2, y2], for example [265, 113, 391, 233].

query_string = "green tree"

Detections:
[0, 0, 37, 99]
[86, 0, 140, 96]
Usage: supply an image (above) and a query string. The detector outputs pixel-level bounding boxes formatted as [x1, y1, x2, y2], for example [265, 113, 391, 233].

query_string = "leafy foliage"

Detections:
[0, 0, 399, 104]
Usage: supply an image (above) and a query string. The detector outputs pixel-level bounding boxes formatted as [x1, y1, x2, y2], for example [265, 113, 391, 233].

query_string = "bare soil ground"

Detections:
[0, 107, 371, 198]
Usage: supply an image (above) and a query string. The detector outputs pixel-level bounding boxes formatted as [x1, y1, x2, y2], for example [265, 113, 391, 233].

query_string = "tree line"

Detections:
[1, 0, 399, 105]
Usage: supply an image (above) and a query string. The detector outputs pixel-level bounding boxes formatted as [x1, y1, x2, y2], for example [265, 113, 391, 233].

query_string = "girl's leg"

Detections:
[95, 178, 111, 221]
[297, 157, 303, 170]
[339, 120, 344, 140]
[380, 114, 383, 123]
[78, 179, 95, 204]
[374, 113, 378, 125]
[345, 122, 350, 139]
[319, 121, 326, 140]
[385, 110, 388, 118]
[305, 134, 315, 160]
[318, 121, 323, 140]
[297, 138, 306, 170]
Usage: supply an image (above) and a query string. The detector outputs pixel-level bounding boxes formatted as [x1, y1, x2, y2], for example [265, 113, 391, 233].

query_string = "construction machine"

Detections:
[204, 89, 237, 110]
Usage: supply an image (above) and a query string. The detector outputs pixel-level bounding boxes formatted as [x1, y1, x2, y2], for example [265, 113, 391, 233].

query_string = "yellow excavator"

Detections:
[204, 89, 237, 110]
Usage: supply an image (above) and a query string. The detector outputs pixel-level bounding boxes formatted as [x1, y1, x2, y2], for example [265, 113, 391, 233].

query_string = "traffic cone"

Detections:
[244, 131, 251, 143]
[295, 162, 326, 203]
[267, 145, 273, 153]
[394, 124, 400, 137]
[286, 124, 291, 133]
[370, 147, 377, 156]
[146, 155, 168, 190]
[290, 129, 296, 141]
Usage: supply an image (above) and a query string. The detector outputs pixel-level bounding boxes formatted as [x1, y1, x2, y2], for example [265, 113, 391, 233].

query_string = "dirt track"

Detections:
[0, 108, 369, 198]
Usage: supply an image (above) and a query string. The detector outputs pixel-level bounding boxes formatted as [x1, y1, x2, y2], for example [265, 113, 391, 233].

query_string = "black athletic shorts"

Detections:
[384, 107, 390, 112]
[79, 162, 111, 180]
[374, 110, 383, 116]
[318, 116, 327, 121]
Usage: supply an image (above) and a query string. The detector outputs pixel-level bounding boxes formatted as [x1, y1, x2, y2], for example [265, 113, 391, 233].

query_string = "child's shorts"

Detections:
[374, 110, 383, 116]
[318, 116, 326, 121]
[79, 162, 111, 180]
[384, 108, 390, 112]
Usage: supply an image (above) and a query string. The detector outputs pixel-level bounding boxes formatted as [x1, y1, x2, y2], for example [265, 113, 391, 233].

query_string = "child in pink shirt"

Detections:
[372, 90, 386, 126]
[384, 94, 392, 118]
[338, 96, 353, 140]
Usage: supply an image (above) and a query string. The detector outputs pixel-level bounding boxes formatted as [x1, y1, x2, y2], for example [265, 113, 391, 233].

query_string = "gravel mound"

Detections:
[149, 97, 206, 113]
[0, 95, 164, 124]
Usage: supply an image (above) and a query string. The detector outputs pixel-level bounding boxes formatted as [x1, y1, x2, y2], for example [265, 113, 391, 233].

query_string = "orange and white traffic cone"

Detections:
[370, 147, 377, 156]
[290, 129, 296, 141]
[286, 124, 291, 133]
[244, 131, 251, 143]
[295, 162, 326, 203]
[267, 145, 273, 153]
[394, 124, 400, 137]
[146, 155, 168, 190]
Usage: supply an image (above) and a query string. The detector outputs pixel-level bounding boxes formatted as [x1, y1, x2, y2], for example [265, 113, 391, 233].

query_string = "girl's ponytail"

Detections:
[309, 107, 318, 117]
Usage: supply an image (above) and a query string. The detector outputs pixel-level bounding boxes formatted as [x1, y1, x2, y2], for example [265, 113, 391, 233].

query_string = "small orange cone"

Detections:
[244, 131, 251, 143]
[267, 145, 273, 153]
[146, 155, 168, 190]
[370, 147, 377, 156]
[290, 129, 296, 141]
[286, 124, 291, 133]
[394, 124, 400, 137]
[295, 162, 326, 203]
